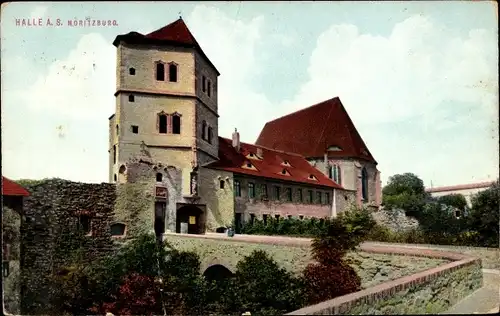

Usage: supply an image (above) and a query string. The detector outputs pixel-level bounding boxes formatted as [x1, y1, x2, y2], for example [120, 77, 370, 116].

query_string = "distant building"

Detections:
[426, 181, 495, 207]
[108, 18, 381, 235]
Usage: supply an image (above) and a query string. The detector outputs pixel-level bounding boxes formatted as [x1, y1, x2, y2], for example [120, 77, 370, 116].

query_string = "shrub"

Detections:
[338, 206, 376, 244]
[437, 194, 468, 211]
[468, 181, 499, 247]
[382, 173, 429, 218]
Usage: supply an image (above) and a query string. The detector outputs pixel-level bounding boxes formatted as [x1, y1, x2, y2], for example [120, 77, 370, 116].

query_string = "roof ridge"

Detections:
[219, 136, 305, 157]
[265, 96, 340, 125]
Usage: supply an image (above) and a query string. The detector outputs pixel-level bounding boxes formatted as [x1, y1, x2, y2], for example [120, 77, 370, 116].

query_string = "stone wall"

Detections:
[286, 247, 483, 315]
[19, 179, 117, 315]
[372, 209, 420, 232]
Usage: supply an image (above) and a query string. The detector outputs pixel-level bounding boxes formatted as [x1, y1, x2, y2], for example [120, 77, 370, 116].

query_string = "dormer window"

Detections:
[246, 152, 262, 161]
[168, 63, 178, 82]
[156, 61, 165, 81]
[328, 145, 342, 151]
[242, 161, 258, 171]
[281, 160, 291, 167]
[308, 174, 318, 181]
[280, 169, 291, 176]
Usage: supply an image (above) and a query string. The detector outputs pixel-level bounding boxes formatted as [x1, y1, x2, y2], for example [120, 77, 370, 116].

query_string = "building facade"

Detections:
[108, 18, 378, 236]
[426, 181, 496, 207]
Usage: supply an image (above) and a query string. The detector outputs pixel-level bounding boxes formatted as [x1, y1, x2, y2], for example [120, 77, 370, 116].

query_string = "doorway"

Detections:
[154, 201, 167, 236]
[176, 205, 204, 234]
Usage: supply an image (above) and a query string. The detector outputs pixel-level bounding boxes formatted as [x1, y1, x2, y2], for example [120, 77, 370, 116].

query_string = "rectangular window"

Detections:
[308, 190, 313, 204]
[159, 115, 168, 134]
[262, 184, 268, 198]
[263, 214, 268, 225]
[219, 180, 225, 189]
[274, 186, 281, 200]
[275, 214, 280, 221]
[113, 145, 116, 164]
[297, 188, 303, 202]
[78, 215, 91, 234]
[250, 213, 255, 224]
[202, 76, 206, 92]
[234, 180, 241, 197]
[131, 125, 139, 134]
[285, 187, 292, 202]
[316, 192, 322, 204]
[325, 192, 330, 205]
[248, 182, 255, 198]
[208, 81, 211, 97]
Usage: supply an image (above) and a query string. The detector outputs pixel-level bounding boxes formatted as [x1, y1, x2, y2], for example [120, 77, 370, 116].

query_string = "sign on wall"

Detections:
[155, 186, 167, 199]
[189, 216, 196, 225]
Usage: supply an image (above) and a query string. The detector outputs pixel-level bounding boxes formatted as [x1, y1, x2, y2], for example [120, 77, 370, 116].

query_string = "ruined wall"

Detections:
[19, 179, 116, 315]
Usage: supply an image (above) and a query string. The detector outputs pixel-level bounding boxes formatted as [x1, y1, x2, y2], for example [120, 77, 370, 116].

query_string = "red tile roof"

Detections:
[112, 18, 220, 75]
[206, 137, 345, 189]
[2, 177, 29, 197]
[256, 97, 377, 163]
[426, 181, 496, 193]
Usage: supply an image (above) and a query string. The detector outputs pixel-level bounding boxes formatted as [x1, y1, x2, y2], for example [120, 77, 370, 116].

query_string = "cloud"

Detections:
[23, 33, 116, 121]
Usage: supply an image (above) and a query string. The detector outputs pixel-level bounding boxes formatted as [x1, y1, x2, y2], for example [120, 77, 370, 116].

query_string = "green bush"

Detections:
[468, 181, 499, 247]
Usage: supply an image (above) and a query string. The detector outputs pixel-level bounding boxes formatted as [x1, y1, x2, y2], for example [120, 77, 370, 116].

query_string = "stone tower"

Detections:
[108, 18, 221, 193]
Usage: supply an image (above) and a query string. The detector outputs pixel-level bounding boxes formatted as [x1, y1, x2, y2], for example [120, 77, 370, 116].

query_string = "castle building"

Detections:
[109, 18, 381, 236]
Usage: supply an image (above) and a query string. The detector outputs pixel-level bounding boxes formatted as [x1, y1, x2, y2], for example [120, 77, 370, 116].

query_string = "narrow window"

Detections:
[113, 145, 116, 164]
[3, 261, 9, 277]
[219, 180, 225, 189]
[110, 223, 126, 236]
[172, 115, 181, 134]
[116, 124, 119, 136]
[336, 165, 342, 184]
[248, 183, 255, 198]
[131, 125, 139, 134]
[275, 214, 280, 221]
[201, 121, 207, 140]
[168, 63, 178, 82]
[308, 190, 313, 203]
[79, 215, 91, 234]
[234, 180, 241, 197]
[285, 188, 292, 202]
[156, 63, 165, 81]
[297, 188, 303, 202]
[274, 186, 281, 200]
[262, 184, 268, 198]
[325, 192, 330, 205]
[129, 68, 135, 75]
[156, 173, 163, 182]
[250, 213, 255, 224]
[329, 165, 333, 179]
[159, 114, 168, 134]
[263, 214, 268, 225]
[362, 167, 368, 201]
[316, 192, 322, 204]
[208, 127, 213, 144]
[202, 76, 206, 92]
[129, 95, 135, 102]
[207, 81, 211, 97]
[114, 174, 117, 182]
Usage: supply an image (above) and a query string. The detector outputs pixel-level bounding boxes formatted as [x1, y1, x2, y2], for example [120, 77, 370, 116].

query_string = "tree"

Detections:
[382, 173, 429, 217]
[437, 194, 468, 211]
[468, 181, 499, 247]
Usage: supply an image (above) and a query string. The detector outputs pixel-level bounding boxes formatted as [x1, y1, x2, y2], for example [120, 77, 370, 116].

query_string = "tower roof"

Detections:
[112, 18, 220, 75]
[255, 97, 377, 164]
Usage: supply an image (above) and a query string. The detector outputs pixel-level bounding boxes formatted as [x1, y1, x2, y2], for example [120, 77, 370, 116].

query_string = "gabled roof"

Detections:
[255, 97, 377, 164]
[112, 18, 220, 75]
[205, 137, 345, 189]
[2, 177, 30, 197]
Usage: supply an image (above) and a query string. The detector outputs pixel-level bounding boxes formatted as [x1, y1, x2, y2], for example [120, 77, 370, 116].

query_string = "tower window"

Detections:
[219, 180, 225, 189]
[113, 145, 116, 164]
[156, 173, 163, 182]
[202, 76, 206, 93]
[129, 68, 135, 75]
[129, 95, 135, 102]
[131, 125, 139, 134]
[116, 124, 119, 136]
[172, 115, 181, 134]
[208, 127, 213, 144]
[156, 62, 165, 81]
[114, 174, 117, 182]
[159, 114, 167, 134]
[202, 120, 207, 140]
[78, 215, 92, 234]
[168, 63, 178, 82]
[207, 81, 211, 97]
[110, 223, 126, 236]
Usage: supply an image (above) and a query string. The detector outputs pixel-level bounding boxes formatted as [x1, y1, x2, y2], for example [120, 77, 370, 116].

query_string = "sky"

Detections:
[1, 1, 498, 187]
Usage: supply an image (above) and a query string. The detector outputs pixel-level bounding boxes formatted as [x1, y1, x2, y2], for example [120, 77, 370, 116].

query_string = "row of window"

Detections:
[152, 61, 178, 82]
[232, 180, 331, 205]
[201, 120, 214, 144]
[329, 164, 342, 184]
[77, 215, 126, 237]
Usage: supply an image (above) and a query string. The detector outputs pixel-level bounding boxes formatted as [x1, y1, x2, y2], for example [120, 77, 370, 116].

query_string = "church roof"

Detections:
[2, 177, 30, 197]
[205, 137, 345, 189]
[112, 18, 220, 75]
[255, 97, 377, 164]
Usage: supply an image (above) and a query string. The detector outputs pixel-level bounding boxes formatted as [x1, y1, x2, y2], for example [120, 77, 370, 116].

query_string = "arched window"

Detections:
[168, 63, 178, 82]
[361, 167, 368, 201]
[201, 120, 207, 140]
[156, 62, 165, 81]
[158, 113, 168, 134]
[156, 173, 163, 182]
[329, 164, 341, 184]
[172, 114, 181, 134]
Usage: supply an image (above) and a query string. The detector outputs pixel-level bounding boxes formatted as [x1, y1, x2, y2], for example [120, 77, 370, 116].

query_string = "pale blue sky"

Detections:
[1, 1, 498, 187]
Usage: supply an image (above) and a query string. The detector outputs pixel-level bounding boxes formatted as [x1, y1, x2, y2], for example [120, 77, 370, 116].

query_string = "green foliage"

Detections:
[468, 181, 499, 247]
[382, 173, 429, 217]
[2, 206, 21, 260]
[436, 194, 468, 211]
[114, 183, 155, 236]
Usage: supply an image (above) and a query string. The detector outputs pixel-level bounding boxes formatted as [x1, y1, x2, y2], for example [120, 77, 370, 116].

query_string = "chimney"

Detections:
[232, 128, 240, 152]
[256, 147, 263, 158]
